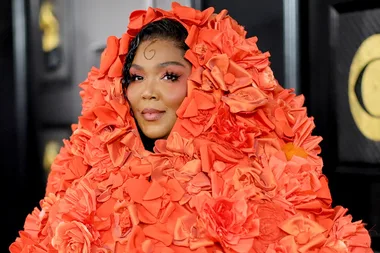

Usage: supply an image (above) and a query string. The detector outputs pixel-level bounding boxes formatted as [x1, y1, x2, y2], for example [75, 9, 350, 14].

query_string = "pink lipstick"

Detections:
[141, 108, 165, 121]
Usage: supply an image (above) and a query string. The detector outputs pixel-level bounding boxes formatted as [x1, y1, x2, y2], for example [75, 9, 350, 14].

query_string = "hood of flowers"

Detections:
[10, 2, 372, 253]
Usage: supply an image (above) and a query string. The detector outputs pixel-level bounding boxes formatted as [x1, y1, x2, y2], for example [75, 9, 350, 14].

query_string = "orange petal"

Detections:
[167, 179, 185, 201]
[316, 175, 332, 205]
[92, 106, 119, 125]
[96, 198, 116, 218]
[108, 55, 123, 77]
[143, 224, 173, 246]
[183, 98, 199, 118]
[126, 178, 150, 203]
[143, 181, 164, 201]
[142, 198, 162, 218]
[185, 25, 199, 48]
[128, 204, 140, 226]
[125, 226, 146, 252]
[109, 99, 128, 120]
[119, 33, 130, 55]
[100, 36, 119, 74]
[141, 239, 155, 252]
[107, 142, 129, 167]
[159, 202, 176, 225]
[137, 204, 157, 224]
[207, 54, 229, 73]
[194, 91, 216, 110]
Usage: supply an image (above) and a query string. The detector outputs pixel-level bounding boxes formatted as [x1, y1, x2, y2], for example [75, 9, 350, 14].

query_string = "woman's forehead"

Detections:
[132, 39, 188, 67]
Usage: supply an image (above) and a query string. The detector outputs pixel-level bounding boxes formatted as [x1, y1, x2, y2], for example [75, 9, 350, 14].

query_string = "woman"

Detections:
[10, 3, 373, 252]
[123, 18, 192, 150]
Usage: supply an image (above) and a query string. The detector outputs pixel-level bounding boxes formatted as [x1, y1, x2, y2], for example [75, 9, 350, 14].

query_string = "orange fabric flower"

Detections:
[51, 221, 97, 252]
[322, 207, 372, 252]
[207, 104, 260, 152]
[9, 231, 48, 253]
[193, 192, 260, 253]
[175, 89, 219, 137]
[99, 36, 119, 75]
[278, 213, 327, 252]
[251, 201, 289, 252]
[206, 54, 254, 93]
[10, 2, 374, 253]
[222, 86, 268, 113]
[185, 27, 221, 68]
[172, 2, 214, 26]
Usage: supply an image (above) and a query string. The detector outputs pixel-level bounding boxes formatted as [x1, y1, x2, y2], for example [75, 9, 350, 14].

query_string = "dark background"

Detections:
[1, 0, 46, 250]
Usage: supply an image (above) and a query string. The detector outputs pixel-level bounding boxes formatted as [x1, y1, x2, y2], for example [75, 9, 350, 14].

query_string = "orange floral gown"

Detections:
[10, 2, 374, 253]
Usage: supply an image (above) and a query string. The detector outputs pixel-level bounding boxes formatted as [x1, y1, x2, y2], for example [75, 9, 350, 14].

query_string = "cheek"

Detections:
[163, 80, 188, 109]
[126, 85, 139, 109]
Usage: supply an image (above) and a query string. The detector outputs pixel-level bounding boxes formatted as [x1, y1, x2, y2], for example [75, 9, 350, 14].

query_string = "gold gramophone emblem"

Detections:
[39, 0, 60, 53]
[348, 34, 380, 141]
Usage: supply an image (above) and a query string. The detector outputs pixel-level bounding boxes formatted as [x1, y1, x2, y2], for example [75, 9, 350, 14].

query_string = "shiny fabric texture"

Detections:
[10, 2, 373, 252]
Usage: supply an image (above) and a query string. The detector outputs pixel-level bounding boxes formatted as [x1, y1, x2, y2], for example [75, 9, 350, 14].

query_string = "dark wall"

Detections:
[1, 0, 22, 249]
[1, 0, 45, 251]
[302, 0, 380, 249]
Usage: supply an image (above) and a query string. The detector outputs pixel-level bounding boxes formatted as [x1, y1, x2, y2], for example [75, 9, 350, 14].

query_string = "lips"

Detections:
[141, 108, 165, 121]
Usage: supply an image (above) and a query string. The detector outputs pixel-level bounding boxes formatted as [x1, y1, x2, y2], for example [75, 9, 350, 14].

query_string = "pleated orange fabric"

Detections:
[10, 2, 373, 252]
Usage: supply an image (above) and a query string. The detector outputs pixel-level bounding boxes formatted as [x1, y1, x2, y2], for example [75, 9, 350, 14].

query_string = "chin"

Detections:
[142, 129, 169, 140]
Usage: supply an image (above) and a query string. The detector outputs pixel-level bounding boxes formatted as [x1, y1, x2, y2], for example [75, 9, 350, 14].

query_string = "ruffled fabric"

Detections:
[10, 2, 373, 252]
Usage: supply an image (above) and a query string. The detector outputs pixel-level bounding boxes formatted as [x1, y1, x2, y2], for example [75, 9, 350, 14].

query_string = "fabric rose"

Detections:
[257, 66, 278, 91]
[185, 26, 222, 68]
[99, 36, 119, 75]
[9, 231, 48, 253]
[322, 207, 372, 252]
[51, 221, 97, 252]
[206, 54, 254, 93]
[278, 214, 327, 252]
[222, 85, 268, 113]
[194, 138, 246, 173]
[79, 68, 107, 115]
[172, 2, 214, 26]
[193, 191, 260, 253]
[53, 178, 97, 225]
[208, 10, 246, 37]
[112, 200, 138, 244]
[207, 104, 260, 152]
[46, 144, 89, 196]
[69, 129, 92, 157]
[232, 164, 277, 199]
[251, 201, 289, 252]
[175, 89, 220, 138]
[173, 213, 216, 250]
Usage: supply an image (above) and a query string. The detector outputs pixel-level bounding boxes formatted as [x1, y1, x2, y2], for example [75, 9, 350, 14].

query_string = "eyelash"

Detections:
[163, 71, 180, 82]
[129, 71, 180, 82]
[130, 74, 143, 82]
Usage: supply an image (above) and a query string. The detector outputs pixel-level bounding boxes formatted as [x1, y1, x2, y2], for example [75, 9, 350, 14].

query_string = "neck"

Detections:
[137, 124, 156, 152]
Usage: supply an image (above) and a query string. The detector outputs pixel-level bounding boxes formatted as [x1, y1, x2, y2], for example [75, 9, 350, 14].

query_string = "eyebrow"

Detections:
[131, 61, 186, 70]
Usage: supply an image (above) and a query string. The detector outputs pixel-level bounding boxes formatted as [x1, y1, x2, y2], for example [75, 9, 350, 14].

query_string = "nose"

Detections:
[141, 78, 158, 100]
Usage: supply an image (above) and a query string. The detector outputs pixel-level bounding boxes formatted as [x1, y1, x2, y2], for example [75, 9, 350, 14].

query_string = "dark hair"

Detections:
[121, 18, 189, 91]
[121, 18, 189, 151]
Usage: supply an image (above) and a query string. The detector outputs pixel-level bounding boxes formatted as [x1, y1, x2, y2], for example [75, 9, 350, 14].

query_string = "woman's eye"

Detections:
[163, 73, 180, 82]
[130, 74, 143, 82]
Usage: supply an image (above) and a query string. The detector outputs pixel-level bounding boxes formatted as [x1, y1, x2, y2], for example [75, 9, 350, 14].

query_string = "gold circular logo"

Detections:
[348, 34, 380, 141]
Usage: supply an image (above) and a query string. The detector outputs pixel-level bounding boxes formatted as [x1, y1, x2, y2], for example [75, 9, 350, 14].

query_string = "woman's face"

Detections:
[127, 39, 191, 140]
